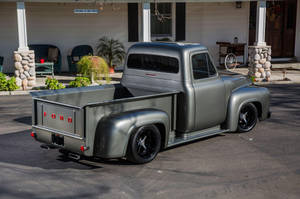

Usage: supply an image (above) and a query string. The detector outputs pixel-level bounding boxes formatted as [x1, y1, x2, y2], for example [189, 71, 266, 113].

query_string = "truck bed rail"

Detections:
[84, 91, 180, 108]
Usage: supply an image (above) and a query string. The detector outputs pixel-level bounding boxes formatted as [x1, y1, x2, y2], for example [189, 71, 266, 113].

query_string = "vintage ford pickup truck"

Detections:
[31, 42, 270, 164]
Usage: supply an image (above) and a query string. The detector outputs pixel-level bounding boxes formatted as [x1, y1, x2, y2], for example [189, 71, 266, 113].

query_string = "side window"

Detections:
[191, 53, 209, 79]
[207, 54, 217, 76]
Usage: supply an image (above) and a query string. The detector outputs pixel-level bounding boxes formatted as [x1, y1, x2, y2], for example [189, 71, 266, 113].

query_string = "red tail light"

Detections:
[31, 132, 36, 138]
[80, 146, 89, 152]
[80, 145, 85, 152]
[44, 112, 47, 117]
[60, 115, 64, 120]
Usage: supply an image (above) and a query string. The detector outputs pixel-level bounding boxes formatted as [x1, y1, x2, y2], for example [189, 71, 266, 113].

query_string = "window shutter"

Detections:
[128, 3, 139, 42]
[176, 3, 186, 41]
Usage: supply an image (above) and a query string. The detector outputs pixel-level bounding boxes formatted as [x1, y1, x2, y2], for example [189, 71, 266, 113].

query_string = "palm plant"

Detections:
[96, 36, 126, 70]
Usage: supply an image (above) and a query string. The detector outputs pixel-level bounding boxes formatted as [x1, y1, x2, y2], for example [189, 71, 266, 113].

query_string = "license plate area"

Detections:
[52, 134, 64, 146]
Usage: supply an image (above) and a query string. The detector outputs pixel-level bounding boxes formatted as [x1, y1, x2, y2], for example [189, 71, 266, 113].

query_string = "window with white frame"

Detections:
[150, 3, 172, 38]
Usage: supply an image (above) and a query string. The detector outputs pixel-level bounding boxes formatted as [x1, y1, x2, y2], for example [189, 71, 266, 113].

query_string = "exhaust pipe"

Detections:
[40, 144, 51, 150]
[68, 153, 81, 161]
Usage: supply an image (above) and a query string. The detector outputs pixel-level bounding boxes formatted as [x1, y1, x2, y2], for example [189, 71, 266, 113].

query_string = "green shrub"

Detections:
[77, 56, 110, 84]
[0, 72, 7, 91]
[69, 77, 91, 88]
[45, 77, 65, 90]
[0, 72, 19, 91]
[6, 77, 19, 91]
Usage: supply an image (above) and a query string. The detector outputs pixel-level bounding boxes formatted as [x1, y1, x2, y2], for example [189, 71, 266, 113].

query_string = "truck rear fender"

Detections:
[226, 86, 270, 132]
[94, 109, 170, 158]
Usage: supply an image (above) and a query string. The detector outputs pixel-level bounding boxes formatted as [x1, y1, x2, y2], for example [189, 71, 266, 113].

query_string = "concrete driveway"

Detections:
[0, 84, 300, 199]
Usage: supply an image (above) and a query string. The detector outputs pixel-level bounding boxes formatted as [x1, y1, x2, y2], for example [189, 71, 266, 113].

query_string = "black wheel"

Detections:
[127, 125, 161, 164]
[237, 103, 258, 133]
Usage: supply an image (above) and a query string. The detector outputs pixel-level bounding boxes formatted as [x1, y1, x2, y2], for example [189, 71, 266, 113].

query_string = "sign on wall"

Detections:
[73, 9, 99, 14]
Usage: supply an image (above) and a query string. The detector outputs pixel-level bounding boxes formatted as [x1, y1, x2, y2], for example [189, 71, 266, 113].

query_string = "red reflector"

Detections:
[60, 115, 64, 120]
[80, 146, 85, 152]
[31, 132, 35, 138]
[51, 113, 56, 119]
[68, 117, 72, 123]
[44, 112, 47, 117]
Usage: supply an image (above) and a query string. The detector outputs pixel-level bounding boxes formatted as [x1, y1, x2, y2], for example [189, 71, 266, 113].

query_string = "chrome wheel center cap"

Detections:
[138, 136, 147, 150]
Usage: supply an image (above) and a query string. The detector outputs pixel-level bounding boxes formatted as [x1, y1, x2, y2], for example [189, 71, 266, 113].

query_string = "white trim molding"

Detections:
[16, 2, 29, 51]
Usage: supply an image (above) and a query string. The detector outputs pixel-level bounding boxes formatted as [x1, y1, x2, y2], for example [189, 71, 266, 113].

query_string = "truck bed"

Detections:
[31, 84, 179, 156]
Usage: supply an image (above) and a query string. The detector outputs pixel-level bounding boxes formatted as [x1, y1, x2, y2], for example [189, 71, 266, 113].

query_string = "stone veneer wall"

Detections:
[14, 50, 36, 89]
[248, 46, 272, 81]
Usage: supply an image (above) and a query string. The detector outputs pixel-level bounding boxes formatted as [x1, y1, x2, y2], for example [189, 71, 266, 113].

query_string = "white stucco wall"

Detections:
[1, 1, 299, 73]
[295, 0, 300, 61]
[0, 2, 251, 73]
[0, 3, 19, 73]
[186, 2, 250, 66]
[0, 2, 128, 73]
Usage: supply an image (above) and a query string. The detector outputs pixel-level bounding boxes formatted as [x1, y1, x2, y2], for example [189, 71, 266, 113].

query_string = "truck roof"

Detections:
[129, 42, 208, 54]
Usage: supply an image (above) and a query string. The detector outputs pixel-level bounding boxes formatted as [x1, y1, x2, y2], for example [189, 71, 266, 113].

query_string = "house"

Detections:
[0, 0, 299, 81]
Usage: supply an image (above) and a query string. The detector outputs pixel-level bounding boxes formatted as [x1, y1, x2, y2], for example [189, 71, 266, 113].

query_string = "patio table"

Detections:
[35, 62, 54, 78]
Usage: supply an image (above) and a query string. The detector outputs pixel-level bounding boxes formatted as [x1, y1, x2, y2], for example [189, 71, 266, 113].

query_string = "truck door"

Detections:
[191, 52, 226, 131]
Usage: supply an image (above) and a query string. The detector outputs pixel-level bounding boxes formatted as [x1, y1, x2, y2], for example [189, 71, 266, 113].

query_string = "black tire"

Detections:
[237, 103, 258, 133]
[127, 125, 161, 164]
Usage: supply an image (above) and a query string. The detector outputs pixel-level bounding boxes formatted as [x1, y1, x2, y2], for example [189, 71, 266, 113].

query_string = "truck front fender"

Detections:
[226, 86, 270, 132]
[94, 109, 170, 158]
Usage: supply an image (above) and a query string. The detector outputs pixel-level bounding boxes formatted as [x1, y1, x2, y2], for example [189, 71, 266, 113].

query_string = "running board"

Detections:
[167, 127, 229, 148]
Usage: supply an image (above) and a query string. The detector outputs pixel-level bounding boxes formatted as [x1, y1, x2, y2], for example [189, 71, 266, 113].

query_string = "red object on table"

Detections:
[40, 59, 45, 63]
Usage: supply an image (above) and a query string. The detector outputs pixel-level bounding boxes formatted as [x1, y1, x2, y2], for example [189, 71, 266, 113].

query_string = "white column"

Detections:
[142, 3, 151, 42]
[255, 0, 267, 46]
[17, 2, 29, 51]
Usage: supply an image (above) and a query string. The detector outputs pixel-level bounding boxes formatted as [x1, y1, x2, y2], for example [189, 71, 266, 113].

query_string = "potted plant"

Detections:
[96, 36, 125, 73]
[76, 56, 110, 85]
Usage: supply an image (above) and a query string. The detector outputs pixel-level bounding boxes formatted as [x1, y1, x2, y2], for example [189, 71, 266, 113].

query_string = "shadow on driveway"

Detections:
[14, 116, 32, 125]
[0, 130, 102, 170]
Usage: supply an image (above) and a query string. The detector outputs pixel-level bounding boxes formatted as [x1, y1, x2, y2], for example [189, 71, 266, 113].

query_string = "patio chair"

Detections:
[29, 44, 62, 73]
[0, 56, 3, 72]
[67, 45, 93, 73]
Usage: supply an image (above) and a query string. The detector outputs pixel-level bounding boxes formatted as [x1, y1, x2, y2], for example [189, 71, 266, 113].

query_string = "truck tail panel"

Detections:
[38, 102, 76, 134]
[33, 99, 84, 139]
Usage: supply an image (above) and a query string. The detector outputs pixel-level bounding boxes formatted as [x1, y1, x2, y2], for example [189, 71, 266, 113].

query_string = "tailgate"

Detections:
[33, 100, 84, 138]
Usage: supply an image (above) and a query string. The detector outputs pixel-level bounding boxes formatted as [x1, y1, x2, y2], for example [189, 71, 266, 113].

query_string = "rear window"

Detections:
[127, 54, 179, 73]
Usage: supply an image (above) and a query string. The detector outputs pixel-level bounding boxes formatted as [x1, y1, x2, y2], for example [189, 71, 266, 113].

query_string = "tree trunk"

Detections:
[91, 72, 95, 84]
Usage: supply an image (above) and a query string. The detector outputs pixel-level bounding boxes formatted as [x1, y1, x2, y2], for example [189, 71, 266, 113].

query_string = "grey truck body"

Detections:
[31, 42, 270, 159]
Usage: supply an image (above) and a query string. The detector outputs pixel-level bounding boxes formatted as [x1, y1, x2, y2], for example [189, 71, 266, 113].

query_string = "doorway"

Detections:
[249, 0, 297, 58]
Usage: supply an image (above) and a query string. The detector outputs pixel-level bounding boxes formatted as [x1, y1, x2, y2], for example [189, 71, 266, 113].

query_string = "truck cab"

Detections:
[122, 43, 259, 134]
